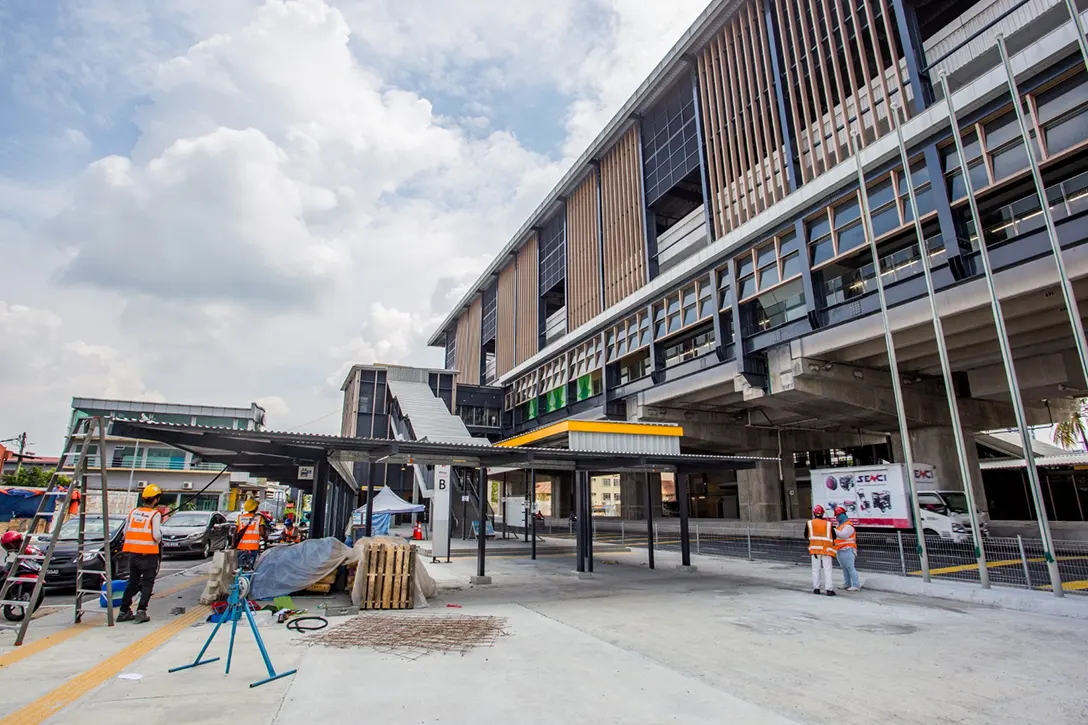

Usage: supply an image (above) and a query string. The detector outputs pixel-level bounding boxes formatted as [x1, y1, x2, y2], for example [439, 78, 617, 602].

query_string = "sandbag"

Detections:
[248, 537, 354, 601]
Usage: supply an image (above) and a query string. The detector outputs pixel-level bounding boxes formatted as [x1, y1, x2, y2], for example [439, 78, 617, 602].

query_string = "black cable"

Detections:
[164, 454, 241, 516]
[285, 616, 328, 632]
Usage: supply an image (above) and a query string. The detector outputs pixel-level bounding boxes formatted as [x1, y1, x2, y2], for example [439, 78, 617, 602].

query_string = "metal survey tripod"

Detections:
[169, 566, 297, 688]
[1, 416, 118, 645]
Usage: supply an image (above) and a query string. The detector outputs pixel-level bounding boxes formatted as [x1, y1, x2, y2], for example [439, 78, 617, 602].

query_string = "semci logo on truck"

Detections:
[856, 472, 887, 483]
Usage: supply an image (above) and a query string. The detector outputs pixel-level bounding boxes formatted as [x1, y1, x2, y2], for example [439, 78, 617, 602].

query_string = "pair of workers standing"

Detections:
[118, 487, 268, 623]
[806, 504, 860, 595]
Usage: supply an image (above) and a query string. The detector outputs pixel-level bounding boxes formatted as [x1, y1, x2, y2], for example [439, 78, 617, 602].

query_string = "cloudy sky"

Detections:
[0, 0, 707, 454]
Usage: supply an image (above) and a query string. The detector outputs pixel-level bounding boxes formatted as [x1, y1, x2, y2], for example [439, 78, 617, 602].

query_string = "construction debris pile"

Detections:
[307, 614, 508, 659]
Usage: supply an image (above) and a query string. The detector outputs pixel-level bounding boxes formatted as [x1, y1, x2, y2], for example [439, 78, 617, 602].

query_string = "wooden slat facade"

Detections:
[697, 0, 790, 239]
[600, 126, 647, 308]
[566, 171, 602, 330]
[454, 297, 482, 385]
[773, 0, 909, 183]
[496, 261, 517, 378]
[514, 235, 539, 366]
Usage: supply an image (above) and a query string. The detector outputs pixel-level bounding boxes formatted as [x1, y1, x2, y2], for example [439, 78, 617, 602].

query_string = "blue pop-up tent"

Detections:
[350, 487, 425, 536]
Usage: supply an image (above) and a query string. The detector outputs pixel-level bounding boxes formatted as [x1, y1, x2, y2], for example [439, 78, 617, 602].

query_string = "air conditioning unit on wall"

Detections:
[182, 481, 193, 490]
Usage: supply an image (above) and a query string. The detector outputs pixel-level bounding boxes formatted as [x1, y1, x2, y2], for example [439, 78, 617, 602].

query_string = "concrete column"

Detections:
[891, 426, 988, 513]
[550, 472, 572, 518]
[737, 451, 784, 522]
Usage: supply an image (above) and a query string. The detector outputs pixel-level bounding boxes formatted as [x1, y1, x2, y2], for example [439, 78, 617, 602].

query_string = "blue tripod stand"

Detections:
[169, 568, 297, 688]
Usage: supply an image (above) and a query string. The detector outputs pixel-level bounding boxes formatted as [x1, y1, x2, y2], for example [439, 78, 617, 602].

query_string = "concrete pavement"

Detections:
[1, 543, 1086, 724]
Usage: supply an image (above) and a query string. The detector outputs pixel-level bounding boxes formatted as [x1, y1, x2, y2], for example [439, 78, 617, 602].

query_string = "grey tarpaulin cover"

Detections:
[249, 537, 354, 600]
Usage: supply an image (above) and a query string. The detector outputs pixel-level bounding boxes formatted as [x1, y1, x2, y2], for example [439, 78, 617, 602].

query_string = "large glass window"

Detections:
[662, 324, 715, 367]
[539, 214, 566, 294]
[739, 228, 802, 301]
[1036, 70, 1088, 157]
[642, 78, 701, 206]
[481, 283, 497, 343]
[749, 279, 806, 331]
[143, 447, 186, 471]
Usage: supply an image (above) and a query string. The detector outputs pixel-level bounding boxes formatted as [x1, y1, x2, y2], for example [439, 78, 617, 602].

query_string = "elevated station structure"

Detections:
[427, 0, 1088, 526]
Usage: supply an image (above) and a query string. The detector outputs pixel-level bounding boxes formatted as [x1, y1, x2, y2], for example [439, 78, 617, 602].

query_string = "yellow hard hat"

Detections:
[243, 497, 259, 512]
[141, 484, 162, 499]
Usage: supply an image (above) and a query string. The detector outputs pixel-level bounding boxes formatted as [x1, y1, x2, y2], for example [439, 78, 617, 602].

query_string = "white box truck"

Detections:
[810, 464, 988, 543]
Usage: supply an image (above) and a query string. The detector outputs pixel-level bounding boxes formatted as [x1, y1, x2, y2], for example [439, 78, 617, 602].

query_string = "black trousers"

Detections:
[120, 553, 160, 612]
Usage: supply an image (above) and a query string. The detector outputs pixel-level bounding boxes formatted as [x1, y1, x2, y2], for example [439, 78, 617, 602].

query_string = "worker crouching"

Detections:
[806, 505, 836, 596]
[118, 484, 164, 623]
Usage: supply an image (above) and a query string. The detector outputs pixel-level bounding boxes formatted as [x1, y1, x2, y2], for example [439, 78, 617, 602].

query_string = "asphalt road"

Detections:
[40, 553, 213, 610]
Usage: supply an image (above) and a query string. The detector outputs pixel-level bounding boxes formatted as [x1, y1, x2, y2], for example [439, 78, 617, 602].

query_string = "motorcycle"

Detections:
[1, 548, 46, 621]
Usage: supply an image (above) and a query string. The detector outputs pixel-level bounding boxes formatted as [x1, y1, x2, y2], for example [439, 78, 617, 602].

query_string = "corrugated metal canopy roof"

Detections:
[108, 418, 770, 474]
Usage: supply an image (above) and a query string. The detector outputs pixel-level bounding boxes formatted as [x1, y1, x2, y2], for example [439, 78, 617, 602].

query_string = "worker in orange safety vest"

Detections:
[233, 497, 267, 569]
[118, 484, 163, 623]
[833, 505, 861, 591]
[806, 505, 837, 596]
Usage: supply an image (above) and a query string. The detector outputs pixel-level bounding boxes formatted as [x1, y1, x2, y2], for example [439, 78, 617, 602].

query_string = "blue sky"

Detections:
[0, 0, 708, 453]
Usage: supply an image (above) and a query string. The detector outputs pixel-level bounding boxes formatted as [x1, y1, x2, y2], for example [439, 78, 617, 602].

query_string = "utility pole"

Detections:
[14, 432, 27, 476]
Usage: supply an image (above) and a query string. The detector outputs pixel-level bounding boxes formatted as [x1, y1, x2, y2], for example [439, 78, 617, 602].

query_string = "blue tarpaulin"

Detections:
[0, 488, 47, 521]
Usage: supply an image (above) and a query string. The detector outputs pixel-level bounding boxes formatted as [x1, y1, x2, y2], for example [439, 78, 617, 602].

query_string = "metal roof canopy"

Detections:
[108, 419, 771, 475]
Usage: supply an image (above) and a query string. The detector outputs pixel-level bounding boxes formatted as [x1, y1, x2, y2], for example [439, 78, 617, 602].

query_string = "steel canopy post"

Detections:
[530, 469, 537, 561]
[939, 71, 1064, 596]
[677, 472, 692, 567]
[575, 471, 585, 573]
[584, 472, 594, 573]
[850, 132, 932, 582]
[998, 37, 1088, 391]
[645, 472, 655, 570]
[476, 466, 487, 579]
[890, 103, 990, 589]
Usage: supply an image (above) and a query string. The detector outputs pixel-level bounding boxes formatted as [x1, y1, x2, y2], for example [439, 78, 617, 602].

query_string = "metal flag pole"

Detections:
[890, 102, 990, 588]
[997, 36, 1088, 390]
[939, 70, 1064, 596]
[1062, 0, 1088, 71]
[850, 132, 931, 582]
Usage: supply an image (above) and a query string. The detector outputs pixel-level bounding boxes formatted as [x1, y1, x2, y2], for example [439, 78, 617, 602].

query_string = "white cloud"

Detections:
[1, 0, 715, 452]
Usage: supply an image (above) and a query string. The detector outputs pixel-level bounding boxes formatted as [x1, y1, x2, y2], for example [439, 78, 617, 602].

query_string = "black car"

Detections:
[32, 515, 129, 590]
[161, 511, 231, 557]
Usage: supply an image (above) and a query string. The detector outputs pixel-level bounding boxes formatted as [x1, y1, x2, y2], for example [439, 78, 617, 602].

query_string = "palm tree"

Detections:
[1053, 399, 1088, 451]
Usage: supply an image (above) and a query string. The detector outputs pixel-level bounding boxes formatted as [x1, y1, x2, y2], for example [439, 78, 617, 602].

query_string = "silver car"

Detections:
[160, 511, 232, 558]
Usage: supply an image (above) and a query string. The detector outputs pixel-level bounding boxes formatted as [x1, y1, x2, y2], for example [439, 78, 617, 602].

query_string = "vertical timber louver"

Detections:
[496, 262, 517, 377]
[454, 298, 482, 385]
[566, 170, 602, 330]
[515, 235, 539, 365]
[601, 126, 648, 307]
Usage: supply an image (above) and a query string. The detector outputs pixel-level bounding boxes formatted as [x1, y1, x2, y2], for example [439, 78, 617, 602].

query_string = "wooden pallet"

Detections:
[360, 542, 415, 610]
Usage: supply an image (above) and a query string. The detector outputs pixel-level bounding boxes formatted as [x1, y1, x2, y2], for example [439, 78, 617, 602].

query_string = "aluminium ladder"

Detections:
[0, 416, 118, 646]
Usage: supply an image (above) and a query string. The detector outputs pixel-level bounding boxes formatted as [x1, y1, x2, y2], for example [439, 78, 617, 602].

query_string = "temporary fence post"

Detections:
[696, 523, 701, 555]
[621, 520, 625, 546]
[1017, 535, 1033, 589]
[746, 527, 753, 561]
[897, 531, 907, 575]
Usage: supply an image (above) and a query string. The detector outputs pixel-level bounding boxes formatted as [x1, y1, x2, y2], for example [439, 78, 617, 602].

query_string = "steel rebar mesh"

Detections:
[307, 614, 509, 660]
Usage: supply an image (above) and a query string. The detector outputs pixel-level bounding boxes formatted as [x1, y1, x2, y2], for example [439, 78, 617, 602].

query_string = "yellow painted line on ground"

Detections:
[0, 605, 209, 725]
[1037, 580, 1088, 591]
[912, 555, 1088, 577]
[0, 576, 202, 671]
[0, 625, 91, 669]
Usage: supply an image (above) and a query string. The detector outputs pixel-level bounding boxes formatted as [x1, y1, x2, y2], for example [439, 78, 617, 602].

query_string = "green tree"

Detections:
[0, 467, 69, 489]
[1053, 400, 1088, 451]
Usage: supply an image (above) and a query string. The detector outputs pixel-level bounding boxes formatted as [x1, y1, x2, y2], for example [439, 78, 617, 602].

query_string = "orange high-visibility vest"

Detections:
[236, 514, 263, 551]
[807, 518, 835, 556]
[122, 507, 161, 555]
[835, 521, 857, 551]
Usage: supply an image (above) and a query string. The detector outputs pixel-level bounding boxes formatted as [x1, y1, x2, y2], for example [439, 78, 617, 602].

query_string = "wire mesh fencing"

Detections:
[492, 514, 1088, 595]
